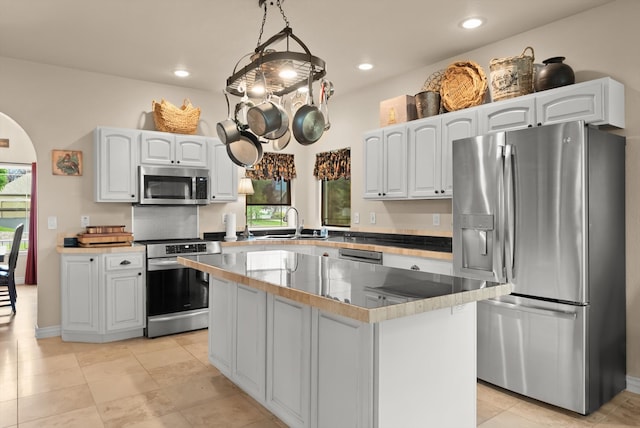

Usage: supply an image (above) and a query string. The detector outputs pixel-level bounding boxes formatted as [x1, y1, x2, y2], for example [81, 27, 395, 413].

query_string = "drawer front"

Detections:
[104, 253, 144, 271]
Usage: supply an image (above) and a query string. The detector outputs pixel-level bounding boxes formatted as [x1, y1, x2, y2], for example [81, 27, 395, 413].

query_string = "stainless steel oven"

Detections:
[142, 239, 221, 338]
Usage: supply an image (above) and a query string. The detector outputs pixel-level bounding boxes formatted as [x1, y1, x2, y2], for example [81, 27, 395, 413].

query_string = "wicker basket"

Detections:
[489, 47, 535, 102]
[440, 61, 487, 111]
[421, 69, 446, 92]
[152, 98, 201, 134]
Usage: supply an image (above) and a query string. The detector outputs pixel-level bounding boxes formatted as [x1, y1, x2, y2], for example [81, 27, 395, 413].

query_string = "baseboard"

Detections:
[628, 376, 640, 394]
[35, 324, 61, 339]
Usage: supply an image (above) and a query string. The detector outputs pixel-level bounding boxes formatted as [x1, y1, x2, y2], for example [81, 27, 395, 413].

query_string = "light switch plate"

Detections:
[370, 212, 376, 224]
[353, 212, 360, 224]
[47, 216, 57, 230]
[433, 214, 440, 226]
[81, 215, 90, 227]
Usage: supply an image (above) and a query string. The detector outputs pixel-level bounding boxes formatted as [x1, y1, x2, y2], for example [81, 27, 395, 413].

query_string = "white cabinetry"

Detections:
[535, 77, 624, 128]
[478, 96, 536, 134]
[61, 251, 146, 343]
[208, 138, 238, 202]
[267, 294, 311, 428]
[94, 127, 139, 202]
[383, 253, 453, 275]
[104, 253, 145, 332]
[363, 124, 408, 199]
[140, 131, 208, 167]
[209, 277, 234, 372]
[61, 254, 100, 335]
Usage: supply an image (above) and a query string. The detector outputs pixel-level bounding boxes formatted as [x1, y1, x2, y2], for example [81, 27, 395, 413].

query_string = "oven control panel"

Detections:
[165, 243, 209, 255]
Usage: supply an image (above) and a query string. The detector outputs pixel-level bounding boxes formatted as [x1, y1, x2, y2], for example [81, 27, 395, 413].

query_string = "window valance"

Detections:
[246, 152, 297, 181]
[313, 148, 351, 181]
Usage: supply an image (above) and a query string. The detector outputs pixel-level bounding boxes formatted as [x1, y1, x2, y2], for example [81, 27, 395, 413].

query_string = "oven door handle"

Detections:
[147, 258, 186, 271]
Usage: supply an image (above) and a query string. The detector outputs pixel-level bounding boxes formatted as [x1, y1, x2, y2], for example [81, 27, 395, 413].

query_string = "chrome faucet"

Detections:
[285, 206, 302, 237]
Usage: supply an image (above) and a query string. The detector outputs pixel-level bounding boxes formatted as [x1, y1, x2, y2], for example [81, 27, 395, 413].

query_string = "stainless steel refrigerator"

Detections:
[452, 120, 626, 415]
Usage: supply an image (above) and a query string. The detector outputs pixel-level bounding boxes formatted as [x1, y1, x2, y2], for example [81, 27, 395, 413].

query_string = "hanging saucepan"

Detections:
[264, 96, 290, 140]
[226, 130, 263, 168]
[272, 129, 291, 151]
[292, 71, 325, 145]
[216, 90, 240, 144]
[234, 91, 255, 129]
[247, 98, 282, 136]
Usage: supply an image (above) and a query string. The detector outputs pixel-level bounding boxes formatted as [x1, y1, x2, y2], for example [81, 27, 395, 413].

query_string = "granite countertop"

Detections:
[179, 250, 511, 323]
[219, 236, 453, 261]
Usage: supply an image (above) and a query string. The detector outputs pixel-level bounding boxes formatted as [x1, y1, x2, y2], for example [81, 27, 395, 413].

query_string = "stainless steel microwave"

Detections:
[138, 166, 209, 205]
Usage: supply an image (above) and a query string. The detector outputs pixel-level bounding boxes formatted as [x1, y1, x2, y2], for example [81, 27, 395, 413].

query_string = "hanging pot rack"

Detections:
[225, 1, 326, 98]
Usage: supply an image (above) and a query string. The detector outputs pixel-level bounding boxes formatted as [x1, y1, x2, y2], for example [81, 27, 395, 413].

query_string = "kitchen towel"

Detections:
[224, 213, 237, 241]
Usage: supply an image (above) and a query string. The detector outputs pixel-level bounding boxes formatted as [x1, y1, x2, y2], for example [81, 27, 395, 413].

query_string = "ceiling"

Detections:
[0, 0, 613, 97]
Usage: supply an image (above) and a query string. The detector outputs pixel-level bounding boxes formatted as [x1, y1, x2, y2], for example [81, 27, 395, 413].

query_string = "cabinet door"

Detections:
[233, 283, 267, 401]
[266, 294, 311, 428]
[441, 110, 477, 197]
[140, 131, 174, 165]
[94, 127, 139, 202]
[312, 310, 374, 428]
[408, 117, 441, 198]
[61, 255, 100, 333]
[175, 135, 208, 167]
[362, 130, 383, 199]
[209, 277, 234, 374]
[383, 125, 408, 198]
[209, 138, 238, 202]
[535, 79, 607, 127]
[105, 269, 144, 331]
[479, 96, 536, 134]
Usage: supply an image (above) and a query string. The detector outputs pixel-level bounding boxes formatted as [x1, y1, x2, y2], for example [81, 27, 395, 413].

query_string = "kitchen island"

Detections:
[179, 250, 511, 428]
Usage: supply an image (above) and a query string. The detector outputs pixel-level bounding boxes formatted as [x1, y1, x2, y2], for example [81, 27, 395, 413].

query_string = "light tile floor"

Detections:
[1, 285, 639, 427]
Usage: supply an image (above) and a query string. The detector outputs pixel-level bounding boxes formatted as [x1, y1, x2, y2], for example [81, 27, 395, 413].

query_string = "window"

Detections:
[246, 179, 291, 228]
[0, 164, 30, 253]
[322, 177, 350, 227]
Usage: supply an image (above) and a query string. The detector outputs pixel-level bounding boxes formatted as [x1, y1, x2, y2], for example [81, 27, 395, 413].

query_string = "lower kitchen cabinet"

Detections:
[267, 294, 312, 428]
[60, 251, 145, 343]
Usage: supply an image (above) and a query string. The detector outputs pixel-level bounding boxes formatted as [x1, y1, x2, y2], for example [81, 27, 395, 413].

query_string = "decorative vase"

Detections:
[534, 57, 575, 92]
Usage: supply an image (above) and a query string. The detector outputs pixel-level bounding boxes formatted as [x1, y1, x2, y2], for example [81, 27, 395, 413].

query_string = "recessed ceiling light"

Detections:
[358, 63, 374, 71]
[461, 17, 484, 29]
[174, 69, 190, 78]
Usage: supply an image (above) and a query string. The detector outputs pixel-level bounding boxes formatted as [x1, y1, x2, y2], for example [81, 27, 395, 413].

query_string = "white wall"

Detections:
[0, 0, 638, 378]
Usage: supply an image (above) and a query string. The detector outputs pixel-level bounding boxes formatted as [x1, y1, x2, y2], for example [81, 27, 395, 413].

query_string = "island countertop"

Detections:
[179, 249, 511, 323]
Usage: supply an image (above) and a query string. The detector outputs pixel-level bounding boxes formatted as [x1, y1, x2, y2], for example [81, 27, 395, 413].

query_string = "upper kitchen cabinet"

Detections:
[208, 138, 238, 202]
[363, 124, 408, 199]
[140, 130, 208, 168]
[478, 96, 536, 134]
[94, 127, 139, 202]
[440, 109, 477, 197]
[534, 77, 624, 128]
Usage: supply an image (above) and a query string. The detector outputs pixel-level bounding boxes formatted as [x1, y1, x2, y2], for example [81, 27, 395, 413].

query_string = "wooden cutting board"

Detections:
[77, 232, 133, 244]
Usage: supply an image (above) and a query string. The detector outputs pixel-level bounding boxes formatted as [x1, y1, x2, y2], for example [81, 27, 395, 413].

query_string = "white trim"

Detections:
[35, 324, 61, 339]
[627, 376, 640, 394]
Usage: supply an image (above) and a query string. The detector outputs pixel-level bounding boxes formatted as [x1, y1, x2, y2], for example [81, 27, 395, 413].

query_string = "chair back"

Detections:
[6, 223, 24, 271]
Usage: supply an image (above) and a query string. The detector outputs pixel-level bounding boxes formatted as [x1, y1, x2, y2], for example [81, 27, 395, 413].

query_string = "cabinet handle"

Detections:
[131, 194, 135, 198]
[90, 258, 94, 262]
[211, 195, 216, 199]
[441, 189, 445, 193]
[138, 272, 142, 276]
[378, 193, 382, 196]
[120, 260, 131, 265]
[410, 264, 420, 271]
[435, 190, 439, 194]
[322, 252, 329, 257]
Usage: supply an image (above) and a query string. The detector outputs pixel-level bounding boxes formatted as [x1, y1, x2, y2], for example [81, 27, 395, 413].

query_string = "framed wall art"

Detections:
[52, 150, 83, 176]
[0, 138, 9, 148]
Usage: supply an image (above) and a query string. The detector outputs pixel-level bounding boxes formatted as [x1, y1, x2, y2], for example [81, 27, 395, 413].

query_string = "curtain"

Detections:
[25, 162, 37, 285]
[245, 152, 296, 181]
[313, 148, 351, 180]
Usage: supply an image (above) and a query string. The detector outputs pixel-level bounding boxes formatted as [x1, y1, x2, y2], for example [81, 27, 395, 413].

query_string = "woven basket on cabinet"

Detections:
[152, 98, 201, 134]
[439, 61, 487, 111]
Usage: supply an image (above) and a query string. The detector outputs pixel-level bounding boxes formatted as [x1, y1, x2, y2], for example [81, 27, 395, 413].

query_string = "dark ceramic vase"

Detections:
[534, 57, 575, 91]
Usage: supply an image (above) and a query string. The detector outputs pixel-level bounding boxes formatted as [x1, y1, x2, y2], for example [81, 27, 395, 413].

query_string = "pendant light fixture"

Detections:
[225, 0, 327, 97]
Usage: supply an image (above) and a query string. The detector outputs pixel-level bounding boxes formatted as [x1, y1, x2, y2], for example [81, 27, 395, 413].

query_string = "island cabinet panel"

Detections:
[233, 284, 267, 402]
[209, 278, 234, 373]
[376, 303, 477, 428]
[266, 295, 312, 428]
[311, 310, 374, 428]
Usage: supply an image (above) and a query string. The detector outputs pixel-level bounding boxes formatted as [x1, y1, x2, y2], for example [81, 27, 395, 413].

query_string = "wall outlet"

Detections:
[353, 212, 360, 224]
[433, 213, 440, 226]
[81, 215, 90, 227]
[47, 216, 57, 230]
[369, 212, 376, 224]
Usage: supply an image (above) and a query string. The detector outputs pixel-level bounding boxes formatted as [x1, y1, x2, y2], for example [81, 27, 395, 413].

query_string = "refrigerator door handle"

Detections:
[504, 144, 516, 282]
[483, 298, 578, 320]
